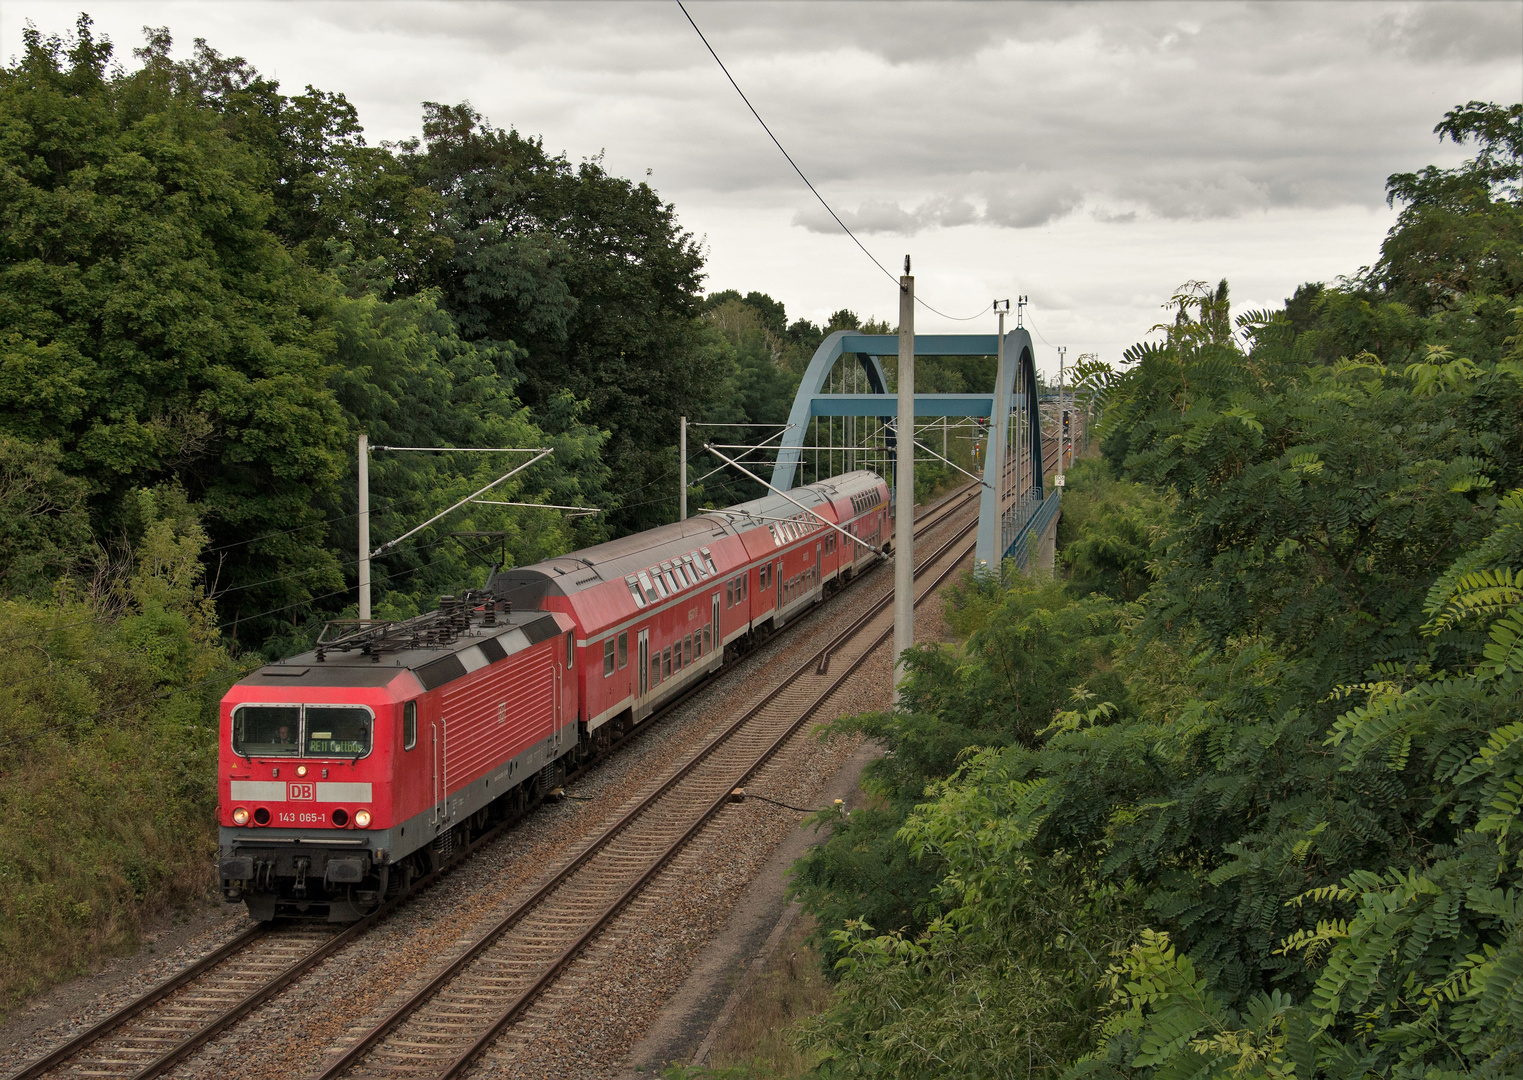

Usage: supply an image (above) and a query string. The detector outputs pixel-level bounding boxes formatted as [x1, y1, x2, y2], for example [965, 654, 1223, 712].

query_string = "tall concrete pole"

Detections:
[894, 260, 915, 702]
[358, 433, 371, 621]
[1057, 345, 1067, 477]
[679, 415, 688, 520]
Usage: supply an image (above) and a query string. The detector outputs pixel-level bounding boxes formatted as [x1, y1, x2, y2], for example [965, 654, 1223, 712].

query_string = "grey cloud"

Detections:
[1370, 3, 1523, 62]
[791, 181, 1081, 236]
[986, 179, 1084, 229]
[792, 195, 982, 235]
[10, 0, 1516, 232]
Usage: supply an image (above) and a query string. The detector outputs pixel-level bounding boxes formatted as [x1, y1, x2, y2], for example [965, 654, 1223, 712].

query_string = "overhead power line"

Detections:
[676, 1, 988, 323]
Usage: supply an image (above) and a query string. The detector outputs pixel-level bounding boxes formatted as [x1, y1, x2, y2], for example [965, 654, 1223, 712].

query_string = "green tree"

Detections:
[784, 102, 1523, 1077]
[402, 103, 715, 532]
[0, 17, 350, 632]
[1374, 101, 1523, 314]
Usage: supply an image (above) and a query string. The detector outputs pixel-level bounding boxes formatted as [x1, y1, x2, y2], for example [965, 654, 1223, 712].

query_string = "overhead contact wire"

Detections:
[676, 1, 987, 323]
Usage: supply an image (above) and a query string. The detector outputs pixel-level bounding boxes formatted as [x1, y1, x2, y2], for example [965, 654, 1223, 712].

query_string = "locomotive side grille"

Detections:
[441, 646, 556, 785]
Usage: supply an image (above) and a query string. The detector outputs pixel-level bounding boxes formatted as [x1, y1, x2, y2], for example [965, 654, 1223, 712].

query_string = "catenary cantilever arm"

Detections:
[704, 443, 884, 556]
[373, 448, 554, 557]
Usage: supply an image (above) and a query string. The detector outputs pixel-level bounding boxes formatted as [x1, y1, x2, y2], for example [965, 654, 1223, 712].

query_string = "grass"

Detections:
[665, 912, 836, 1080]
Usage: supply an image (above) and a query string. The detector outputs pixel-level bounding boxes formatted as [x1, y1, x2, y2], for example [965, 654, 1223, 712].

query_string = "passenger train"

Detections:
[217, 470, 891, 920]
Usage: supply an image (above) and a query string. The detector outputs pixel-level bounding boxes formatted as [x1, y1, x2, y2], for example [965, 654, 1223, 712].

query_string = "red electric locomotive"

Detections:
[217, 470, 890, 921]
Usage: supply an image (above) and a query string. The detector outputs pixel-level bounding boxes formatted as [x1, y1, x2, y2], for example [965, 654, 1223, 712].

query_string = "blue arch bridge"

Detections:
[766, 329, 1069, 575]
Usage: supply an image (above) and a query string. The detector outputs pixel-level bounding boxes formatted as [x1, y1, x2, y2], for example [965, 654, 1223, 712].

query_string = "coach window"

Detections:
[650, 651, 661, 686]
[403, 701, 417, 751]
[637, 571, 659, 603]
[305, 705, 373, 758]
[725, 581, 733, 608]
[618, 632, 629, 668]
[566, 632, 575, 666]
[663, 646, 673, 679]
[603, 639, 616, 677]
[651, 571, 669, 598]
[702, 549, 718, 575]
[685, 634, 693, 665]
[627, 576, 646, 608]
[232, 704, 302, 757]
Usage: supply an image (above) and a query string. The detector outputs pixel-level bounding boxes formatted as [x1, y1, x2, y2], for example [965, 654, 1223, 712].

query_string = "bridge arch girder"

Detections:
[772, 330, 890, 493]
[769, 328, 1048, 571]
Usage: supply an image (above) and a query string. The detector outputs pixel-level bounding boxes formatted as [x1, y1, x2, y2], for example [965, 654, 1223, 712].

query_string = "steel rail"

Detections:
[3, 925, 270, 1080]
[7, 481, 977, 1080]
[4, 797, 527, 1080]
[315, 494, 981, 1080]
[437, 521, 980, 1080]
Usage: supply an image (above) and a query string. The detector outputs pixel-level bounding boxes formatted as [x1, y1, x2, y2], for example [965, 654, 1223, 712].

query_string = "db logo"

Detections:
[288, 782, 315, 801]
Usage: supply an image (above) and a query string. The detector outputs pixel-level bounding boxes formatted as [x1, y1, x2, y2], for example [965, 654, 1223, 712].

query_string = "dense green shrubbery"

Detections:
[787, 102, 1523, 1078]
[0, 489, 240, 1015]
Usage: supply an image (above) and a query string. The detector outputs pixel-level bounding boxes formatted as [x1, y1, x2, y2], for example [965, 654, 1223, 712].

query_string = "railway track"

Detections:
[313, 492, 981, 1080]
[6, 484, 978, 1080]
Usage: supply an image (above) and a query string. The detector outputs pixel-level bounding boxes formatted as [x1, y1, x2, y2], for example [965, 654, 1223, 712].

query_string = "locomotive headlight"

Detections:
[354, 809, 372, 829]
[295, 765, 308, 778]
[232, 807, 250, 825]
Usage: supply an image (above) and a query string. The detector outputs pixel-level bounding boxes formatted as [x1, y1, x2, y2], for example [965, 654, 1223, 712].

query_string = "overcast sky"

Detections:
[5, 1, 1521, 377]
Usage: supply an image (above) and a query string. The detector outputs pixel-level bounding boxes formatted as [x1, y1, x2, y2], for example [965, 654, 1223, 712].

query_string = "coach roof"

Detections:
[489, 471, 882, 609]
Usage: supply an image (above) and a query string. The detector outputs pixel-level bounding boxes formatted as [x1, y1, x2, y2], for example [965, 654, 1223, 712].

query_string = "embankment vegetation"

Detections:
[769, 100, 1523, 1078]
[0, 15, 922, 1013]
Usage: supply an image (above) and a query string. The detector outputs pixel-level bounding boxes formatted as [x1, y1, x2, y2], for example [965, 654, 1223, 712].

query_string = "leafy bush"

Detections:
[0, 489, 240, 1018]
[785, 102, 1523, 1078]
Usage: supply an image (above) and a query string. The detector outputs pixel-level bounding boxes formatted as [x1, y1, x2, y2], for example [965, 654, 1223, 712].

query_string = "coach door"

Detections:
[637, 629, 649, 697]
[431, 716, 445, 827]
[553, 632, 566, 750]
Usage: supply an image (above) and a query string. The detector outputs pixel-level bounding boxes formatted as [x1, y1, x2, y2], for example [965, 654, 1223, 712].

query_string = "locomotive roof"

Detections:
[489, 470, 884, 608]
[241, 608, 565, 692]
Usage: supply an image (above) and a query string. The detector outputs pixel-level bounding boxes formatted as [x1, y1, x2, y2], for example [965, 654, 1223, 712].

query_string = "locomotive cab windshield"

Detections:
[232, 705, 301, 756]
[304, 706, 373, 757]
[231, 703, 374, 759]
